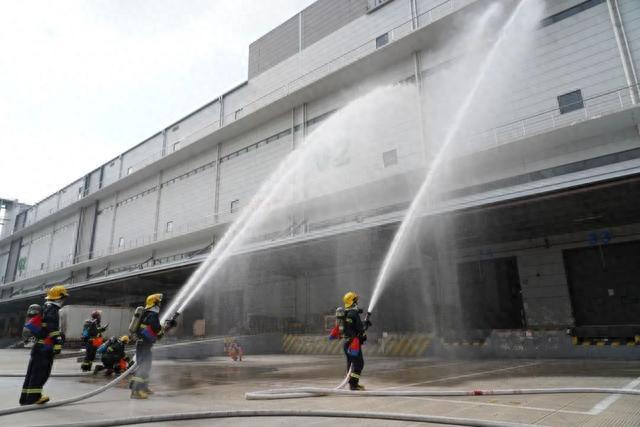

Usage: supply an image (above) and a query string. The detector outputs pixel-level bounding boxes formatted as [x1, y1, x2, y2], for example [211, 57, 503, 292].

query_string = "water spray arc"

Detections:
[368, 0, 541, 314]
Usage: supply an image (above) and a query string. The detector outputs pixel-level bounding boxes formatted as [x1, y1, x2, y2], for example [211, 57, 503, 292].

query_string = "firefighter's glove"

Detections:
[361, 334, 367, 343]
[364, 319, 372, 329]
[53, 344, 62, 355]
[98, 324, 109, 333]
[165, 319, 177, 329]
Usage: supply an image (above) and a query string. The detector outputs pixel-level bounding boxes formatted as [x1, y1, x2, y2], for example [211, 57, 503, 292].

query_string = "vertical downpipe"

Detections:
[607, 0, 639, 105]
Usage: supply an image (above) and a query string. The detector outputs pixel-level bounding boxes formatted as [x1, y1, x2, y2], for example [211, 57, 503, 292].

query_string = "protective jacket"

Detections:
[99, 337, 126, 358]
[82, 319, 99, 339]
[136, 309, 162, 344]
[40, 302, 64, 354]
[343, 307, 365, 341]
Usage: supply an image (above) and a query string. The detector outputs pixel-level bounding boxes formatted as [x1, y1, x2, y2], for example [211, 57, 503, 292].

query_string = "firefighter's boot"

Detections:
[35, 395, 50, 404]
[130, 390, 149, 399]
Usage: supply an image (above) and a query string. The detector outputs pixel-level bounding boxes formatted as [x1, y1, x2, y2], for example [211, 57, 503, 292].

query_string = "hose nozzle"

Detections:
[164, 311, 180, 330]
[364, 312, 372, 330]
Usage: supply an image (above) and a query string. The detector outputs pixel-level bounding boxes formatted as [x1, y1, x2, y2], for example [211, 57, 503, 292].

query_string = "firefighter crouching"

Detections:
[95, 335, 130, 376]
[129, 293, 178, 399]
[80, 310, 108, 372]
[330, 291, 371, 391]
[20, 285, 68, 405]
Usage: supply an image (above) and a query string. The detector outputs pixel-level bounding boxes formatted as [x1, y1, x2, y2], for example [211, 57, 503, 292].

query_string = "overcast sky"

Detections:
[0, 0, 315, 204]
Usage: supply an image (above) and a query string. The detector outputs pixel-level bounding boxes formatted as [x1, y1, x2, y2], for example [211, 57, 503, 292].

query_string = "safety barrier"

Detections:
[282, 333, 432, 357]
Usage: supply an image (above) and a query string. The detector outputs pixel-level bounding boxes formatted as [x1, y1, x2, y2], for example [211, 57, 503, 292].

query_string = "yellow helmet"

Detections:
[145, 293, 163, 309]
[343, 291, 359, 308]
[45, 285, 69, 301]
[120, 335, 130, 344]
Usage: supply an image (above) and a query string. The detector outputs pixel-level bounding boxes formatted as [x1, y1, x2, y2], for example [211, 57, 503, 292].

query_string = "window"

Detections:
[367, 0, 394, 13]
[172, 125, 180, 132]
[118, 237, 125, 248]
[127, 166, 133, 175]
[40, 263, 45, 271]
[383, 149, 398, 167]
[78, 187, 84, 200]
[558, 90, 584, 114]
[230, 199, 240, 213]
[376, 32, 389, 49]
[166, 221, 173, 233]
[540, 0, 605, 27]
[173, 141, 181, 152]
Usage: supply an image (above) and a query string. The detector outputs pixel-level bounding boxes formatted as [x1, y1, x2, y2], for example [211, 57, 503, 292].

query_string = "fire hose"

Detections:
[39, 409, 541, 427]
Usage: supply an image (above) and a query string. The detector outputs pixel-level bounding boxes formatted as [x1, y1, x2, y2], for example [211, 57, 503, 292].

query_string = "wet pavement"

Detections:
[0, 350, 639, 426]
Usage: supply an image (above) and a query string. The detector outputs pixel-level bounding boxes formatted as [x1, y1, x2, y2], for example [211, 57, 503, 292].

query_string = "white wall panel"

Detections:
[49, 213, 79, 271]
[218, 134, 293, 218]
[92, 196, 117, 258]
[19, 227, 52, 279]
[59, 178, 85, 210]
[112, 176, 159, 252]
[101, 158, 122, 188]
[35, 195, 59, 221]
[122, 133, 164, 176]
[167, 101, 221, 149]
[157, 161, 216, 240]
[221, 112, 291, 157]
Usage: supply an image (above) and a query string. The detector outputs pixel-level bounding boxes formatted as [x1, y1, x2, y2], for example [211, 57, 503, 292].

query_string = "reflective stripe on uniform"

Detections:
[131, 376, 147, 383]
[22, 388, 43, 393]
[350, 373, 360, 379]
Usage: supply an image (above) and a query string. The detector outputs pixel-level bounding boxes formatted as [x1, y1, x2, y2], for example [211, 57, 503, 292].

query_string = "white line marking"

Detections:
[588, 376, 640, 415]
[382, 361, 542, 390]
[402, 395, 591, 415]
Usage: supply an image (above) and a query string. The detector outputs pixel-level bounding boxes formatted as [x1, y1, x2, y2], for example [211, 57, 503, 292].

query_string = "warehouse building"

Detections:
[1, 0, 639, 355]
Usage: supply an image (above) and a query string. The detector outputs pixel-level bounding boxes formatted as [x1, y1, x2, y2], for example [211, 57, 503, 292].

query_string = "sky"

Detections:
[0, 0, 316, 204]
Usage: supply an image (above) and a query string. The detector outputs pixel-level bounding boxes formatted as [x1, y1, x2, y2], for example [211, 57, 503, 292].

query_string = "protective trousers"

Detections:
[130, 341, 152, 392]
[81, 342, 97, 371]
[20, 346, 54, 405]
[343, 340, 364, 389]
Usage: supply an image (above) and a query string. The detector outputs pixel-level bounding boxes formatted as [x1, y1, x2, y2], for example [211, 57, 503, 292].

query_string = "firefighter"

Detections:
[129, 293, 177, 399]
[341, 291, 371, 391]
[80, 310, 108, 372]
[19, 285, 68, 405]
[95, 335, 130, 376]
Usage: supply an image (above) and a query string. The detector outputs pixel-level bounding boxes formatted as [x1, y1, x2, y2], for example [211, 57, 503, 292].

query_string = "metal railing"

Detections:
[454, 84, 639, 155]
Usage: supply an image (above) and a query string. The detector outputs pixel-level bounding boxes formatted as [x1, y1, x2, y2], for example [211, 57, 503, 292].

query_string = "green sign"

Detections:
[17, 257, 26, 272]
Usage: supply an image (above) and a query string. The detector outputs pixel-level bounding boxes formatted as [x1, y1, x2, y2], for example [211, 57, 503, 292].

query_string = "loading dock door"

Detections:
[457, 257, 525, 330]
[564, 241, 640, 333]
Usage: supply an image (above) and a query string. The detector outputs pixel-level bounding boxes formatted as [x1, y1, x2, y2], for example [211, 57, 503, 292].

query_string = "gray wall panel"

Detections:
[249, 15, 300, 79]
[301, 0, 367, 49]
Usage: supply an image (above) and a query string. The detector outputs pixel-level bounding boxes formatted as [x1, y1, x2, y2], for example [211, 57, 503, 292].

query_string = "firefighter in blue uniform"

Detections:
[130, 293, 176, 399]
[342, 291, 370, 391]
[19, 285, 68, 405]
[80, 310, 108, 372]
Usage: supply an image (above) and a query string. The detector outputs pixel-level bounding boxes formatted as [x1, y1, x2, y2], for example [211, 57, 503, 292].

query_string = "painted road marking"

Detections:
[383, 361, 542, 390]
[588, 375, 640, 415]
[404, 395, 591, 415]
